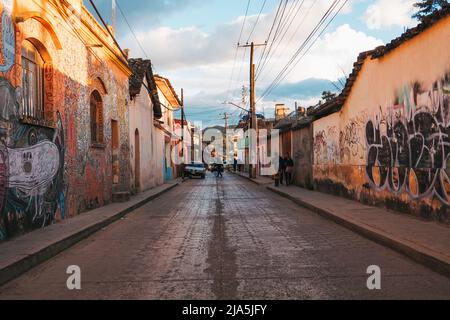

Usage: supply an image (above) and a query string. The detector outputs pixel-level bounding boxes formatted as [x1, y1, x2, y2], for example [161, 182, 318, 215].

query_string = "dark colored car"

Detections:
[184, 162, 207, 179]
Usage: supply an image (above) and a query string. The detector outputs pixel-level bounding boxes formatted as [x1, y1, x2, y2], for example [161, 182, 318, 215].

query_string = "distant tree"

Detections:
[413, 0, 448, 22]
[321, 91, 337, 102]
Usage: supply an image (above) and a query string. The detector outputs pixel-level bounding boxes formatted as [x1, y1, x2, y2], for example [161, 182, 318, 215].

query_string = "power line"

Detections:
[255, 0, 284, 75]
[88, 0, 128, 64]
[246, 0, 268, 43]
[115, 0, 150, 59]
[226, 0, 251, 101]
[258, 0, 348, 102]
[256, 0, 309, 80]
[255, 0, 289, 78]
[257, 0, 305, 79]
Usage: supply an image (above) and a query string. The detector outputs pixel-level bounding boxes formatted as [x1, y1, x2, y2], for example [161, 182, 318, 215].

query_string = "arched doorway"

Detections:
[135, 129, 140, 191]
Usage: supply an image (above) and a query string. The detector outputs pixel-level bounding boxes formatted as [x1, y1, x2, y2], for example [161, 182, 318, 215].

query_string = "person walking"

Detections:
[216, 160, 224, 178]
[216, 162, 224, 178]
[285, 154, 294, 186]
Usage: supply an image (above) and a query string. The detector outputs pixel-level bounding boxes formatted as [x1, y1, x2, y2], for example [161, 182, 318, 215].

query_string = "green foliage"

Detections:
[321, 91, 337, 102]
[413, 0, 449, 22]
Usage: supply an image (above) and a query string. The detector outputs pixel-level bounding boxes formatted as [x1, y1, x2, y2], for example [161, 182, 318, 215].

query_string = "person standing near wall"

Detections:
[285, 154, 294, 186]
[279, 155, 286, 185]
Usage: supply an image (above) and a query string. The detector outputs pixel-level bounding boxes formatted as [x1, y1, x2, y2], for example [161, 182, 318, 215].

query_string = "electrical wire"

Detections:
[116, 0, 149, 58]
[225, 0, 252, 101]
[256, 0, 309, 80]
[246, 0, 268, 43]
[258, 0, 348, 102]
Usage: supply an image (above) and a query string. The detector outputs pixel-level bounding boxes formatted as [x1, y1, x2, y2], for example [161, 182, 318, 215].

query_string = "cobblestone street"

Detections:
[1, 174, 450, 300]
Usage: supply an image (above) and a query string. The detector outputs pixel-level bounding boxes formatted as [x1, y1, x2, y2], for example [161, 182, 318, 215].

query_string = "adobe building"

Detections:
[0, 0, 132, 240]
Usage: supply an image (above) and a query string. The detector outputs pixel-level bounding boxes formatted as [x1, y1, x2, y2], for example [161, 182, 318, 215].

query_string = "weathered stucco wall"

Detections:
[313, 15, 450, 224]
[292, 125, 313, 189]
[129, 78, 164, 192]
[0, 0, 131, 241]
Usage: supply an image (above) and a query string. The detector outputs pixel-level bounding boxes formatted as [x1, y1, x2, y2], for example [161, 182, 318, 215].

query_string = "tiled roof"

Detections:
[308, 5, 450, 120]
[129, 59, 151, 99]
[128, 58, 163, 119]
[154, 75, 182, 107]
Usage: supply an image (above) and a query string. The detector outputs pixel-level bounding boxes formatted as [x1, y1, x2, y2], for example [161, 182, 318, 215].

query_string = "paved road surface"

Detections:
[1, 173, 450, 299]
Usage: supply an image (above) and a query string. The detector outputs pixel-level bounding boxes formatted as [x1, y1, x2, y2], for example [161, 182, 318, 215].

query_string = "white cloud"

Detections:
[286, 24, 384, 82]
[364, 0, 417, 30]
[119, 0, 385, 122]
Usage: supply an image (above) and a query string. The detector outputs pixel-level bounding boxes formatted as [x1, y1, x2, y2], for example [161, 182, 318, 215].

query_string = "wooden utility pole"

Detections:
[181, 88, 184, 159]
[112, 0, 116, 34]
[238, 42, 266, 178]
[223, 112, 228, 164]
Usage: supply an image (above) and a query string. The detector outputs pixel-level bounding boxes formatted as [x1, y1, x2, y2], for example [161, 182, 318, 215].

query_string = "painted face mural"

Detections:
[0, 79, 65, 240]
[365, 74, 450, 205]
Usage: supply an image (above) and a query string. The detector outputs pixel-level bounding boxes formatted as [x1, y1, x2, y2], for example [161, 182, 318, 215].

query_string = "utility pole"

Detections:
[223, 112, 228, 164]
[238, 42, 266, 178]
[112, 0, 116, 35]
[181, 88, 184, 160]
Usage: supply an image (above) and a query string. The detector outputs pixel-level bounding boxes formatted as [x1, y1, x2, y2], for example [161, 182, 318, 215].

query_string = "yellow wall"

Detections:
[313, 15, 450, 223]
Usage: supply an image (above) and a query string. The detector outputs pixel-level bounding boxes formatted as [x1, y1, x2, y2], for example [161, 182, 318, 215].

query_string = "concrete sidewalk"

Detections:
[0, 180, 180, 287]
[267, 185, 450, 278]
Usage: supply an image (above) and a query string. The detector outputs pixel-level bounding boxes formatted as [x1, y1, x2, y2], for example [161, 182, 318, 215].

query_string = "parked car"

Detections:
[184, 162, 207, 179]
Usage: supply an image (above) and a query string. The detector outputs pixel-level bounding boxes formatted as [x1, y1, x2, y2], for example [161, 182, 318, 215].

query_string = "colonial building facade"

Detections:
[0, 0, 132, 240]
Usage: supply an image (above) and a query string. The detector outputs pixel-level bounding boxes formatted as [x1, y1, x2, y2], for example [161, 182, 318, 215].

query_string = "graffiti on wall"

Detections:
[0, 78, 65, 240]
[314, 126, 340, 165]
[339, 113, 367, 163]
[365, 73, 450, 205]
[0, 2, 15, 73]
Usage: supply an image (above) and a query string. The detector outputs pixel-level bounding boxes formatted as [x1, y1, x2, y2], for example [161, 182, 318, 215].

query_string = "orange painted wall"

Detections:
[312, 15, 450, 224]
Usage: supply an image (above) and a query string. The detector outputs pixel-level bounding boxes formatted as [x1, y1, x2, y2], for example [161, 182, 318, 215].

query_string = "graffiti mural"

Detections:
[0, 78, 65, 240]
[365, 73, 450, 205]
[339, 113, 367, 163]
[0, 1, 15, 73]
[314, 126, 340, 165]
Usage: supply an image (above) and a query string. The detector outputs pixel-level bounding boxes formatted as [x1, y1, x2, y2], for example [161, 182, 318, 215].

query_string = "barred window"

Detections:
[21, 40, 45, 120]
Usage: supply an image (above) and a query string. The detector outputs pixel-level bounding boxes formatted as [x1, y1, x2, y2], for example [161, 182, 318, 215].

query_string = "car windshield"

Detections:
[190, 163, 204, 168]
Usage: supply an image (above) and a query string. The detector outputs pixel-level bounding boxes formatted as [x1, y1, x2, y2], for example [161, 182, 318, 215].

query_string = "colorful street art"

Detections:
[366, 74, 450, 205]
[0, 1, 15, 73]
[0, 78, 65, 240]
[0, 0, 132, 241]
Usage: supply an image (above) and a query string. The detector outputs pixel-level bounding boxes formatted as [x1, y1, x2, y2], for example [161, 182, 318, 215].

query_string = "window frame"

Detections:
[21, 40, 45, 121]
[90, 90, 104, 146]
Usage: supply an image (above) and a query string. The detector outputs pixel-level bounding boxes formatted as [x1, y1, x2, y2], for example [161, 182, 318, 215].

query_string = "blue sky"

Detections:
[85, 0, 420, 126]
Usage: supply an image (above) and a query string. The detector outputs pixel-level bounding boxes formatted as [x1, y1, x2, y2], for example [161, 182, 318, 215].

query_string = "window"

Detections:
[90, 90, 104, 144]
[21, 40, 45, 120]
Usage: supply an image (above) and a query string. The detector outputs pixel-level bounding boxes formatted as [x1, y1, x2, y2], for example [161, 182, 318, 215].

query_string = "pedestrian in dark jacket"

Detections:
[285, 154, 294, 186]
[279, 156, 286, 185]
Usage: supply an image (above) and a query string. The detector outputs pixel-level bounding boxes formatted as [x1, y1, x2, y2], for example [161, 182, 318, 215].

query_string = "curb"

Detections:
[267, 186, 450, 279]
[0, 182, 179, 287]
[231, 171, 273, 186]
